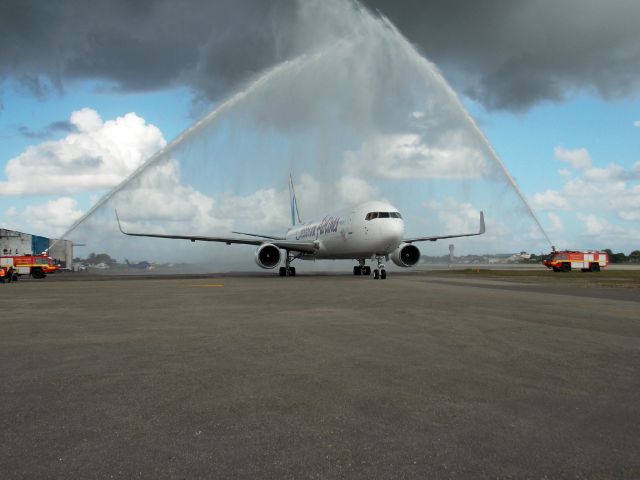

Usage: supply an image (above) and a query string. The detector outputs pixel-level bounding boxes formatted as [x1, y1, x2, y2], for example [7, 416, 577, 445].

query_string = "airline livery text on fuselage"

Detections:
[294, 216, 341, 240]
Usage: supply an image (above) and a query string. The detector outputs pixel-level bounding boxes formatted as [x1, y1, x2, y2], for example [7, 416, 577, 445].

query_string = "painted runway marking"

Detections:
[191, 284, 225, 288]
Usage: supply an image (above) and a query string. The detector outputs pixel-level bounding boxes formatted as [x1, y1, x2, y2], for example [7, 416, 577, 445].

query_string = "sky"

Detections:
[1, 0, 639, 256]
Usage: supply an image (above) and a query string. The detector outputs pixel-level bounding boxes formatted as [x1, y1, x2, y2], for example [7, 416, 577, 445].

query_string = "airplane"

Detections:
[125, 259, 152, 270]
[116, 177, 485, 279]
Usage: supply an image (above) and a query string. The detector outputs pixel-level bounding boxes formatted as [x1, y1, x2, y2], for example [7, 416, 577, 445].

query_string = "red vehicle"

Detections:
[0, 254, 60, 279]
[543, 250, 609, 273]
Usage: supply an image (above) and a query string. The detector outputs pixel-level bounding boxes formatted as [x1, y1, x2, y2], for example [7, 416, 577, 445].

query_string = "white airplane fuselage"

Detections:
[285, 200, 405, 260]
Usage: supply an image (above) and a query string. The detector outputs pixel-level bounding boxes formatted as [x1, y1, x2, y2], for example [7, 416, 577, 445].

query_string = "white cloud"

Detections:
[336, 176, 377, 205]
[558, 169, 572, 179]
[12, 197, 84, 237]
[114, 159, 227, 230]
[583, 163, 640, 182]
[113, 167, 377, 237]
[554, 146, 592, 170]
[344, 132, 488, 180]
[423, 198, 485, 235]
[619, 211, 640, 221]
[576, 213, 612, 235]
[531, 189, 570, 210]
[547, 212, 564, 231]
[0, 108, 166, 196]
[634, 120, 640, 128]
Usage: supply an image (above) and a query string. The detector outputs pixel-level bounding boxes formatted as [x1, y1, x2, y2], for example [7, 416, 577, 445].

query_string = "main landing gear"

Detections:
[353, 258, 371, 276]
[279, 266, 295, 276]
[279, 250, 297, 276]
[353, 258, 386, 279]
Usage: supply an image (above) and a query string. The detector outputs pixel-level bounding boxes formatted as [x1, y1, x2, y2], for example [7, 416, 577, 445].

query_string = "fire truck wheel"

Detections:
[561, 263, 571, 273]
[590, 263, 600, 272]
[552, 267, 560, 272]
[31, 268, 45, 279]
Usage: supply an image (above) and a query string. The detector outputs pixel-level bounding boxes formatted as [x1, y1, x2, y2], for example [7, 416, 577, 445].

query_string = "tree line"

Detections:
[603, 249, 640, 263]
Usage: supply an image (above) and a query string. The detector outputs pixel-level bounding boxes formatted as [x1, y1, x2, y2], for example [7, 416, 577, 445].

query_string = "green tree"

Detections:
[85, 252, 116, 266]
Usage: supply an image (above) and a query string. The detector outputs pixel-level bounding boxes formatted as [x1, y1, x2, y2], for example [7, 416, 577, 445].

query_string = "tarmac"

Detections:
[1, 271, 639, 479]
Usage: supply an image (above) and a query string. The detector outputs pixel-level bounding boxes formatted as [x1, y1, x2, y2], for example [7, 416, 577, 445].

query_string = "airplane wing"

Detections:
[116, 212, 318, 253]
[404, 211, 485, 243]
[231, 231, 285, 240]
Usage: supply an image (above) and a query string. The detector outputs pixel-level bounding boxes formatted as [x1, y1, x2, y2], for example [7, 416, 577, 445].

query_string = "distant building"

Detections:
[1, 228, 73, 269]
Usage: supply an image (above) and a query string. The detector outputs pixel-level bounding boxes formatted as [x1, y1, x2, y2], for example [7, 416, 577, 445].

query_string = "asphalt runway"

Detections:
[1, 272, 639, 479]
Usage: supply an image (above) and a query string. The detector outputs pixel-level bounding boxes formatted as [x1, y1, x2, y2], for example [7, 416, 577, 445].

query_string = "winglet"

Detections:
[115, 209, 127, 234]
[479, 211, 485, 235]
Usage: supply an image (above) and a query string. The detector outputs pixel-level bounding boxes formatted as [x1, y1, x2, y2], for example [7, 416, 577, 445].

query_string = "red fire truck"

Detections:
[0, 254, 60, 279]
[543, 250, 609, 273]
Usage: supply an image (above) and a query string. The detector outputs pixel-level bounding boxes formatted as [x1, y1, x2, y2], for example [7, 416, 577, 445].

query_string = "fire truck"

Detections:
[543, 250, 609, 272]
[0, 254, 60, 279]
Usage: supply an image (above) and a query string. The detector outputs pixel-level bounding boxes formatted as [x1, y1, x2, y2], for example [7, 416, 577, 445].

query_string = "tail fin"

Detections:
[289, 174, 302, 226]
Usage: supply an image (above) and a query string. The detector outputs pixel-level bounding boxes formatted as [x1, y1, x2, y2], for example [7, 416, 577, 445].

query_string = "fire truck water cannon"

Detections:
[543, 250, 609, 273]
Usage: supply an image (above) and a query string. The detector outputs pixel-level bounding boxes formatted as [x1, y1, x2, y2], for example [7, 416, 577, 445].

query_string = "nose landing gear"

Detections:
[373, 256, 387, 280]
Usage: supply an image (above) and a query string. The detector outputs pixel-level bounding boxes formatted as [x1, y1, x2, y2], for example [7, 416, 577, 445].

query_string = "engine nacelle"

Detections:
[255, 243, 281, 269]
[390, 243, 421, 268]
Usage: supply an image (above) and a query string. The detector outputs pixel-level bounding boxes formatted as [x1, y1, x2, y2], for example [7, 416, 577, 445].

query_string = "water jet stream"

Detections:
[54, 3, 553, 260]
[379, 15, 554, 249]
[55, 41, 350, 245]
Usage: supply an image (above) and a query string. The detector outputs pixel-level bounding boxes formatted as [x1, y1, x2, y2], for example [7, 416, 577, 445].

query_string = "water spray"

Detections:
[379, 14, 554, 250]
[54, 40, 350, 247]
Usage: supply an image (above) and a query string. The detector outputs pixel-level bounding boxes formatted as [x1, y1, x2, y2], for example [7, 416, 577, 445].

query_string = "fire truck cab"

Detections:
[0, 254, 60, 279]
[543, 250, 608, 273]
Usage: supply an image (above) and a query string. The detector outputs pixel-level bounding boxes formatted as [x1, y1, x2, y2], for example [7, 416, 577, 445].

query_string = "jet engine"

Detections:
[390, 243, 421, 267]
[255, 243, 281, 269]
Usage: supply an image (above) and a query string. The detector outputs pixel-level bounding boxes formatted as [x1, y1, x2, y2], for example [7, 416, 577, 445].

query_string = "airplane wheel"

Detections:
[373, 269, 379, 279]
[363, 266, 371, 276]
[380, 269, 387, 279]
[289, 267, 296, 276]
[353, 266, 362, 275]
[279, 267, 287, 277]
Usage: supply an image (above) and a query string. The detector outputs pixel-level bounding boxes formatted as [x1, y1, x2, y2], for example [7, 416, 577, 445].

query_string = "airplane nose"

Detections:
[384, 220, 404, 249]
[392, 220, 405, 243]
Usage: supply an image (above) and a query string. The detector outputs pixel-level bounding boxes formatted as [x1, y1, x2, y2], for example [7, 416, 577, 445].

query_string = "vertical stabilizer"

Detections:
[289, 174, 302, 226]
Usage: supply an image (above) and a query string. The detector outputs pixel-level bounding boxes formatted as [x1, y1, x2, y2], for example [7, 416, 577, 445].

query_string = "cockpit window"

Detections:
[366, 211, 402, 220]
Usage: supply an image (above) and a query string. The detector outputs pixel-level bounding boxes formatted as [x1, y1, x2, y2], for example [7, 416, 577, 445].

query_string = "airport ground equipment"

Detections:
[543, 250, 609, 272]
[0, 254, 60, 279]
